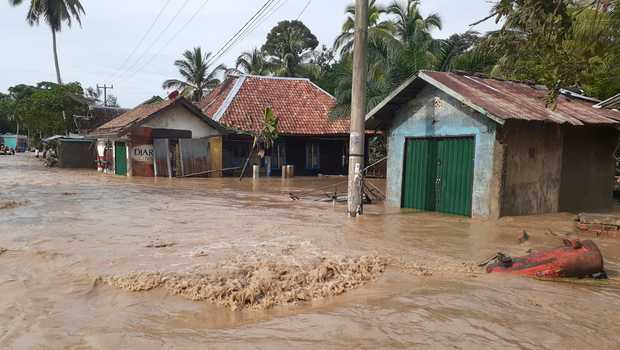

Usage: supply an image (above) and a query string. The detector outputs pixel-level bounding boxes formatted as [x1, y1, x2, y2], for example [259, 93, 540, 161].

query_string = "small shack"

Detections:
[1, 134, 28, 152]
[43, 135, 96, 169]
[90, 96, 228, 177]
[366, 70, 620, 218]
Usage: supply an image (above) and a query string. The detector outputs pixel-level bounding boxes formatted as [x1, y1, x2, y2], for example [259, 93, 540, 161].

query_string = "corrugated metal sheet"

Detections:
[421, 71, 620, 125]
[367, 71, 620, 127]
[179, 138, 210, 177]
[596, 93, 620, 110]
[153, 139, 171, 177]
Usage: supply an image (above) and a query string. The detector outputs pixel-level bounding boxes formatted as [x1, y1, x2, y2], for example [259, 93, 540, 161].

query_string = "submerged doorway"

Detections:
[402, 137, 475, 216]
[114, 142, 127, 176]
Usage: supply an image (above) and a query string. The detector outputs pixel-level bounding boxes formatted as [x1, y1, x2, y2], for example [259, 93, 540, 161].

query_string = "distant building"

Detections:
[366, 70, 620, 218]
[198, 75, 351, 176]
[0, 134, 28, 152]
[90, 96, 227, 177]
[74, 106, 130, 134]
[42, 135, 96, 169]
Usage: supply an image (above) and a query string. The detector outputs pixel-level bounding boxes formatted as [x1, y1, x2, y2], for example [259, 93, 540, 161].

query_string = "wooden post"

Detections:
[347, 0, 368, 217]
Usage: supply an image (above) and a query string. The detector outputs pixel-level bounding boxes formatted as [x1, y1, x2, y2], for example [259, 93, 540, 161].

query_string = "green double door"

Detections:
[114, 142, 127, 176]
[402, 137, 475, 216]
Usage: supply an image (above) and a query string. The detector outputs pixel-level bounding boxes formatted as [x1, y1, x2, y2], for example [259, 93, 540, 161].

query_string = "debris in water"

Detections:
[192, 250, 209, 257]
[0, 200, 30, 210]
[101, 255, 387, 310]
[145, 240, 176, 248]
[518, 230, 530, 244]
[486, 239, 605, 278]
[0, 247, 7, 255]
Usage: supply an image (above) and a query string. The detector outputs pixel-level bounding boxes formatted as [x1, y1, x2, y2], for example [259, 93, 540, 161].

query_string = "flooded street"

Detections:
[1, 154, 620, 349]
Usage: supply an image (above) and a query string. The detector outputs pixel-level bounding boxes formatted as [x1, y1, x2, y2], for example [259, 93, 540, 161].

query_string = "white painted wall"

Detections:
[142, 105, 221, 138]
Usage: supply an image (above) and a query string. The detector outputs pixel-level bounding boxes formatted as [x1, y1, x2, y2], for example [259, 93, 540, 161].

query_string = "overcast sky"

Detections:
[0, 0, 499, 107]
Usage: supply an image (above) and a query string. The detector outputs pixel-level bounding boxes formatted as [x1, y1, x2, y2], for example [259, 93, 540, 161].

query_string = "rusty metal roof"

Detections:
[596, 93, 620, 110]
[367, 71, 620, 128]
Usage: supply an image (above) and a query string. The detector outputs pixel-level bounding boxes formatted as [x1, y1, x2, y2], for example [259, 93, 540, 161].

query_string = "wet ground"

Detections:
[1, 154, 620, 349]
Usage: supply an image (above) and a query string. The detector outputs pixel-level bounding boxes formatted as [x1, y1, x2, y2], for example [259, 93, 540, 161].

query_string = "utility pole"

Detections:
[347, 0, 369, 217]
[97, 84, 114, 106]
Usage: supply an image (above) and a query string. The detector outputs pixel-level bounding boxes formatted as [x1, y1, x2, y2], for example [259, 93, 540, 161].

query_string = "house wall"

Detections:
[499, 121, 563, 216]
[385, 85, 499, 218]
[142, 106, 221, 138]
[559, 125, 617, 213]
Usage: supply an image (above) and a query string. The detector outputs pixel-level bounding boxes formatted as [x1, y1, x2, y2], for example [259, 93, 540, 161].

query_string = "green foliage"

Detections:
[262, 20, 319, 59]
[486, 0, 620, 103]
[260, 107, 279, 151]
[1, 81, 88, 137]
[163, 47, 226, 102]
[0, 93, 16, 133]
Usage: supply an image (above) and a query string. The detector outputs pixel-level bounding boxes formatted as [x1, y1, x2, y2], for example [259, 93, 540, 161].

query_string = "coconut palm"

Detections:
[162, 47, 226, 102]
[387, 0, 441, 47]
[235, 48, 271, 75]
[9, 0, 85, 84]
[333, 0, 397, 56]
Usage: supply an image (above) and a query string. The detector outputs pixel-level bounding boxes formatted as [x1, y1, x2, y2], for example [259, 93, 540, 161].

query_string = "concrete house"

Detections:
[90, 96, 227, 177]
[366, 71, 620, 218]
[198, 75, 351, 176]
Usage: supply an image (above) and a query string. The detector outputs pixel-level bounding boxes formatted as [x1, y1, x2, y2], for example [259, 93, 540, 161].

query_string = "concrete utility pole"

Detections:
[97, 84, 114, 106]
[347, 0, 369, 217]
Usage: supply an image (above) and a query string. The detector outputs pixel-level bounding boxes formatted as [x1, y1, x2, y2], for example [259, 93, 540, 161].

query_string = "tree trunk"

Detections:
[51, 28, 62, 85]
[52, 28, 67, 134]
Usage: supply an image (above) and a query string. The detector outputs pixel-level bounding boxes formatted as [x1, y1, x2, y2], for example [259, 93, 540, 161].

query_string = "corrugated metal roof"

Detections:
[367, 71, 620, 128]
[596, 93, 620, 110]
[197, 75, 350, 136]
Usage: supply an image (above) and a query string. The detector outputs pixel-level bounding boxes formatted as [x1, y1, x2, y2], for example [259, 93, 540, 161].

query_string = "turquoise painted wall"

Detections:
[385, 85, 498, 218]
[3, 136, 17, 149]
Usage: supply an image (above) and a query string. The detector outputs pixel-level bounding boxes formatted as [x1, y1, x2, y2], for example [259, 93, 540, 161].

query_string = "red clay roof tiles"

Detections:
[198, 75, 350, 135]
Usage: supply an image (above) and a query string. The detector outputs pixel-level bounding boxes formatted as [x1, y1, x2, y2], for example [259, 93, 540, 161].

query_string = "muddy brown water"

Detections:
[1, 154, 620, 349]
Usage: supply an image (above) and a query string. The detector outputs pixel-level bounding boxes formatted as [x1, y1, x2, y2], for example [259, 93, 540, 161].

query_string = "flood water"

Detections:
[1, 154, 620, 349]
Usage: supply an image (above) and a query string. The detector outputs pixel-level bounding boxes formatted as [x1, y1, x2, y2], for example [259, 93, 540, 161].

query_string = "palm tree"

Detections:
[334, 0, 397, 56]
[162, 47, 226, 102]
[387, 0, 441, 47]
[9, 0, 85, 84]
[235, 48, 271, 75]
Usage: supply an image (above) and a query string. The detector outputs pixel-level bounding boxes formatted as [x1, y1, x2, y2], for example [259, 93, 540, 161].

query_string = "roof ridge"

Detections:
[242, 74, 310, 82]
[213, 76, 246, 122]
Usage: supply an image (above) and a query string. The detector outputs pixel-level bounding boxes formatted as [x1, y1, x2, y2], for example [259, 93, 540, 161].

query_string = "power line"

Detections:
[110, 0, 173, 80]
[123, 0, 213, 82]
[296, 0, 312, 20]
[207, 0, 284, 66]
[222, 0, 287, 58]
[119, 0, 193, 79]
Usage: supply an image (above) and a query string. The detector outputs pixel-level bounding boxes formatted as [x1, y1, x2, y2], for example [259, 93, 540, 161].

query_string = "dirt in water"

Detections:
[1, 154, 620, 349]
[101, 255, 387, 310]
[0, 199, 30, 210]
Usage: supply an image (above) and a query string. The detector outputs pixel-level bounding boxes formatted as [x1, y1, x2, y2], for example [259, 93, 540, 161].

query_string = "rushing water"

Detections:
[1, 154, 619, 349]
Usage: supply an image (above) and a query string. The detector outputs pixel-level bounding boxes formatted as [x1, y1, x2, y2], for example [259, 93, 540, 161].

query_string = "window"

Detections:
[305, 143, 320, 169]
[273, 143, 286, 169]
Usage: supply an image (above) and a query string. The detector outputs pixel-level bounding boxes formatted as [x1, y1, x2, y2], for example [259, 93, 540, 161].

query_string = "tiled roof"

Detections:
[197, 75, 350, 136]
[368, 70, 620, 127]
[91, 97, 225, 137]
